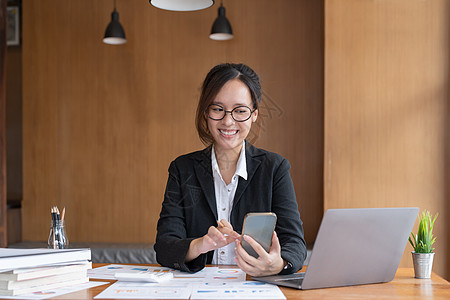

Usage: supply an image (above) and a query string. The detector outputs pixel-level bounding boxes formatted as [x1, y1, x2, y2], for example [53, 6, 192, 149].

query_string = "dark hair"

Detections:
[195, 63, 262, 146]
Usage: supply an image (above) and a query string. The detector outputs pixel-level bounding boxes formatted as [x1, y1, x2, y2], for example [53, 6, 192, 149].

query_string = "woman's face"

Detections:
[207, 79, 258, 153]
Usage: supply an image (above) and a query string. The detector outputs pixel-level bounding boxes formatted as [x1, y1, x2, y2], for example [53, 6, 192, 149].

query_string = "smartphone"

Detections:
[241, 212, 277, 258]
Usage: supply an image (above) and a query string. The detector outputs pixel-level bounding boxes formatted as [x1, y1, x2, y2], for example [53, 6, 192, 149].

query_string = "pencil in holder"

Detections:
[48, 219, 69, 249]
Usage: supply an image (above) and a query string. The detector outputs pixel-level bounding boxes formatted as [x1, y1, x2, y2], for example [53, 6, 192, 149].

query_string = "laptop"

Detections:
[253, 207, 419, 290]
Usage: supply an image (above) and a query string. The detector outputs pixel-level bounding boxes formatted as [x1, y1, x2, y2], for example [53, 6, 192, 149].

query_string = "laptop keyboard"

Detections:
[274, 272, 305, 282]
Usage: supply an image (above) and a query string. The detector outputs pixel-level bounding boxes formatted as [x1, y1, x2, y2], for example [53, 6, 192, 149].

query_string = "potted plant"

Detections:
[409, 210, 438, 278]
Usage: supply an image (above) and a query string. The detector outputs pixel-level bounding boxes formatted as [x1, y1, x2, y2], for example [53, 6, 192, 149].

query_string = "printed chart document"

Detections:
[191, 281, 286, 300]
[93, 265, 285, 300]
[173, 267, 246, 282]
[0, 281, 107, 300]
[88, 265, 174, 280]
[88, 265, 246, 282]
[95, 281, 286, 300]
[94, 281, 192, 300]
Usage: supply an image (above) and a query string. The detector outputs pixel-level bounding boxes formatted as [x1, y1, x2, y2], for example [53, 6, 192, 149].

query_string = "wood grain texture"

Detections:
[324, 0, 449, 279]
[0, 0, 7, 247]
[6, 207, 21, 245]
[5, 46, 22, 201]
[21, 0, 324, 245]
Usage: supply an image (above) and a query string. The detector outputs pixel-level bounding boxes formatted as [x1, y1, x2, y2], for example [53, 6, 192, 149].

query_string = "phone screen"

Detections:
[241, 212, 277, 258]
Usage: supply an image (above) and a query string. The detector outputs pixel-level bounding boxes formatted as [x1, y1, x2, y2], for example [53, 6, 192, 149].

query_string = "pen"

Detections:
[51, 206, 56, 222]
[217, 220, 230, 237]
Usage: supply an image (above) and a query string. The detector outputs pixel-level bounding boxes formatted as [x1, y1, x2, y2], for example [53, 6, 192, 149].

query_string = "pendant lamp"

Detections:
[209, 2, 233, 41]
[103, 0, 127, 45]
[150, 0, 214, 11]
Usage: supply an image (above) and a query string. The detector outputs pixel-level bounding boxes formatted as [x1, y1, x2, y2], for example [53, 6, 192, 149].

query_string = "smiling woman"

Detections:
[206, 79, 257, 159]
[154, 63, 307, 277]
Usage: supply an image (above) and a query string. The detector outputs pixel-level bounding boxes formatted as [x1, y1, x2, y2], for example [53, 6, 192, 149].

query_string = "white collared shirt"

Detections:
[211, 142, 248, 265]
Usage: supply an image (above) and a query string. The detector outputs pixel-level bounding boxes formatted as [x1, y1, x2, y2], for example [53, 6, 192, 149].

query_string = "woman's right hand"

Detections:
[186, 219, 239, 262]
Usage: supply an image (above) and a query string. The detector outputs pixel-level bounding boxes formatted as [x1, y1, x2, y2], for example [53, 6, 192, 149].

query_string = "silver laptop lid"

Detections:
[302, 207, 418, 290]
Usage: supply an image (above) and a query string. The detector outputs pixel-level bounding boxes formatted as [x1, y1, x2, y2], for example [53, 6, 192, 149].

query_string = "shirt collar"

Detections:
[211, 141, 248, 181]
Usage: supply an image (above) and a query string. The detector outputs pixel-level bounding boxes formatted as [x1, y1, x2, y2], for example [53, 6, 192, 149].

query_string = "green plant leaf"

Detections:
[410, 210, 438, 253]
[409, 236, 416, 249]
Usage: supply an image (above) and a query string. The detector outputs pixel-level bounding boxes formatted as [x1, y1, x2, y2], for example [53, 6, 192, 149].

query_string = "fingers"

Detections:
[234, 239, 259, 276]
[270, 231, 281, 254]
[186, 234, 219, 262]
[218, 219, 240, 239]
[207, 225, 227, 244]
[234, 232, 285, 277]
[242, 235, 267, 258]
[241, 232, 282, 258]
[219, 219, 233, 229]
[187, 222, 239, 262]
[202, 234, 217, 248]
[235, 236, 257, 262]
[203, 222, 239, 251]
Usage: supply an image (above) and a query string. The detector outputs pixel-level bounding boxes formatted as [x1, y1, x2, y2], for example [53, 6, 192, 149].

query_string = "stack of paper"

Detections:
[0, 248, 91, 296]
[91, 265, 286, 300]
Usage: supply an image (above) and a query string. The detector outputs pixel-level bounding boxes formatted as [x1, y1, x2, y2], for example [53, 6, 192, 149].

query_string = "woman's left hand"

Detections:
[234, 231, 285, 277]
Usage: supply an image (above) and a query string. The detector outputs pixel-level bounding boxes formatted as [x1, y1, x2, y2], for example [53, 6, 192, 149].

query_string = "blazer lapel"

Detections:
[194, 147, 218, 220]
[232, 143, 263, 210]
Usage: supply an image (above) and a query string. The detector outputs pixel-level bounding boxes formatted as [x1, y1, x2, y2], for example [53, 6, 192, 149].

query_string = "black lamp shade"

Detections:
[150, 0, 214, 11]
[103, 10, 127, 45]
[209, 5, 233, 41]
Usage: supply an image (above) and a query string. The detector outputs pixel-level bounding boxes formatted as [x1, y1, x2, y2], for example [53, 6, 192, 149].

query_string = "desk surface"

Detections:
[52, 265, 449, 300]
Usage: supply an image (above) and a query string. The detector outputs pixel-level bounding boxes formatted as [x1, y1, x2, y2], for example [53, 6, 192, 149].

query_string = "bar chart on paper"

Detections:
[190, 281, 286, 300]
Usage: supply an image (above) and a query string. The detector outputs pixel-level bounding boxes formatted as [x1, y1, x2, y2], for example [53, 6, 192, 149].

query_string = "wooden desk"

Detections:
[52, 265, 449, 299]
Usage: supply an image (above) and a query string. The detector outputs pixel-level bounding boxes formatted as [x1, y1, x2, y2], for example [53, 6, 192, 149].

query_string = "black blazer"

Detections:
[154, 142, 306, 274]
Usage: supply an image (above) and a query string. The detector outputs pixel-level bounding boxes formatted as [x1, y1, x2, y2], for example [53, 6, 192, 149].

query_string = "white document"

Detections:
[190, 281, 286, 300]
[172, 267, 219, 278]
[88, 264, 174, 280]
[94, 281, 192, 299]
[88, 265, 246, 282]
[0, 281, 107, 299]
[91, 265, 280, 300]
[115, 271, 173, 282]
[173, 267, 246, 282]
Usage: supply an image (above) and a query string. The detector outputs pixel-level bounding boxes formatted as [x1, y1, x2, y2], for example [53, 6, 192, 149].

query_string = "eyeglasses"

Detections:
[207, 104, 255, 122]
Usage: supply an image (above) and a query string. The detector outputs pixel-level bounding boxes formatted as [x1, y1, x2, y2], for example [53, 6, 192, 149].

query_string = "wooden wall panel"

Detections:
[324, 0, 449, 279]
[6, 46, 22, 202]
[22, 1, 324, 245]
[0, 0, 7, 247]
[447, 62, 450, 282]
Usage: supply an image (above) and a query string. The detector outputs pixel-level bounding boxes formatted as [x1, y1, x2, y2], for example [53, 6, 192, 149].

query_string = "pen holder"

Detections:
[48, 220, 69, 249]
